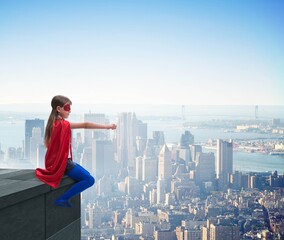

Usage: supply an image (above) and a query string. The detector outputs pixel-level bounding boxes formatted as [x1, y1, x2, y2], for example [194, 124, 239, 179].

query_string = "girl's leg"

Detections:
[55, 164, 95, 207]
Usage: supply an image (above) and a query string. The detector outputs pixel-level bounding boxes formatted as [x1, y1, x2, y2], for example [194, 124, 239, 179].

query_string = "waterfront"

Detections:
[233, 150, 284, 173]
[0, 114, 283, 173]
[147, 120, 284, 173]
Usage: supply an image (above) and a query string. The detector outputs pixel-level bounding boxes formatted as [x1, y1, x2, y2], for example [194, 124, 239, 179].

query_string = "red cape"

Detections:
[35, 119, 71, 189]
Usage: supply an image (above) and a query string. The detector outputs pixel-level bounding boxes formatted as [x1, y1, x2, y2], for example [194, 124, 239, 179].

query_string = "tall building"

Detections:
[97, 175, 112, 196]
[137, 120, 147, 140]
[116, 112, 128, 167]
[216, 139, 233, 190]
[25, 119, 44, 160]
[190, 145, 202, 162]
[128, 113, 138, 175]
[116, 112, 146, 176]
[150, 188, 157, 205]
[92, 140, 115, 180]
[36, 144, 46, 168]
[86, 204, 94, 229]
[125, 176, 140, 197]
[158, 144, 172, 184]
[135, 156, 143, 181]
[178, 147, 191, 165]
[136, 136, 147, 157]
[179, 131, 194, 148]
[84, 113, 109, 146]
[152, 131, 165, 157]
[229, 171, 242, 190]
[153, 131, 165, 146]
[195, 152, 215, 186]
[142, 140, 157, 182]
[157, 177, 166, 204]
[79, 147, 94, 200]
[136, 121, 148, 156]
[30, 127, 43, 167]
[80, 147, 92, 172]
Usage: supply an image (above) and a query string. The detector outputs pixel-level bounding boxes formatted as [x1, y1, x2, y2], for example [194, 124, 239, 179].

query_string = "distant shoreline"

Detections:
[1, 104, 284, 119]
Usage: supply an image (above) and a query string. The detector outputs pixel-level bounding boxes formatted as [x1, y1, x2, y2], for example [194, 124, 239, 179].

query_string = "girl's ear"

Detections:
[56, 106, 61, 113]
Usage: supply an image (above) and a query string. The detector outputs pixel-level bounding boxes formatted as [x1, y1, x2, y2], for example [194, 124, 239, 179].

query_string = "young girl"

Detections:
[35, 95, 116, 207]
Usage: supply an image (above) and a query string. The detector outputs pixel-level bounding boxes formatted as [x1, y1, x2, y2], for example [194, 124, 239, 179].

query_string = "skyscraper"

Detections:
[158, 144, 172, 182]
[92, 140, 115, 180]
[116, 113, 133, 169]
[137, 120, 147, 140]
[116, 112, 146, 176]
[136, 120, 148, 156]
[190, 145, 202, 162]
[153, 131, 165, 146]
[84, 113, 109, 146]
[142, 140, 157, 182]
[125, 176, 140, 197]
[79, 147, 94, 201]
[25, 119, 44, 160]
[135, 156, 143, 181]
[157, 177, 166, 204]
[30, 127, 43, 167]
[36, 144, 46, 168]
[216, 139, 233, 190]
[179, 131, 194, 148]
[195, 152, 215, 186]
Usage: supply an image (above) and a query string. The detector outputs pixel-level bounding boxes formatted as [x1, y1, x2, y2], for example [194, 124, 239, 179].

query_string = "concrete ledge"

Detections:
[0, 169, 81, 240]
[47, 218, 81, 240]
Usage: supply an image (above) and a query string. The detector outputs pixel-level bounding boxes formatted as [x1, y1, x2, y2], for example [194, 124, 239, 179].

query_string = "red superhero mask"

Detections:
[63, 104, 71, 111]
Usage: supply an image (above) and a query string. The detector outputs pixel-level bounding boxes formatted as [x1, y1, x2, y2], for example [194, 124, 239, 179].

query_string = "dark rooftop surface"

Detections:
[0, 169, 80, 240]
[0, 169, 75, 209]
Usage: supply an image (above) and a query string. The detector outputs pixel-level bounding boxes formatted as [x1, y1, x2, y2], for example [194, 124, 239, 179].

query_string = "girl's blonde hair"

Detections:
[44, 95, 72, 147]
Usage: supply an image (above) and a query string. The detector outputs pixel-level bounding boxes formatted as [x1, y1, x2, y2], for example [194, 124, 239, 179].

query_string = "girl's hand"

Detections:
[107, 124, 117, 130]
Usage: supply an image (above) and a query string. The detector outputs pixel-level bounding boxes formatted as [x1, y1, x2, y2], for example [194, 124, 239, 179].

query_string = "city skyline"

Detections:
[1, 0, 284, 106]
[2, 112, 283, 239]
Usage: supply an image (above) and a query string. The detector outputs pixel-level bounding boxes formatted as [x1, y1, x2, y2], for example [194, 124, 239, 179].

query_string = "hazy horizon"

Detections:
[0, 103, 283, 119]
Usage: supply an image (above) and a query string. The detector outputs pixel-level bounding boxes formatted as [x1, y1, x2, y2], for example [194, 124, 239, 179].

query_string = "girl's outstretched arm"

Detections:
[70, 122, 116, 130]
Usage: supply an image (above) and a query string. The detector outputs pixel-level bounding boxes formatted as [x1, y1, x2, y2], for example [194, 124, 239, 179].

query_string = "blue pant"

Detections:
[58, 163, 95, 201]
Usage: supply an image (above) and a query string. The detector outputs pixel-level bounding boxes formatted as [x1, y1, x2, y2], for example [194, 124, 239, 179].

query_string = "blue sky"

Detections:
[0, 0, 283, 105]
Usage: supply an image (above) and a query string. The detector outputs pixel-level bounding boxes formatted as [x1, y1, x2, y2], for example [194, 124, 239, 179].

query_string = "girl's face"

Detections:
[56, 102, 71, 119]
